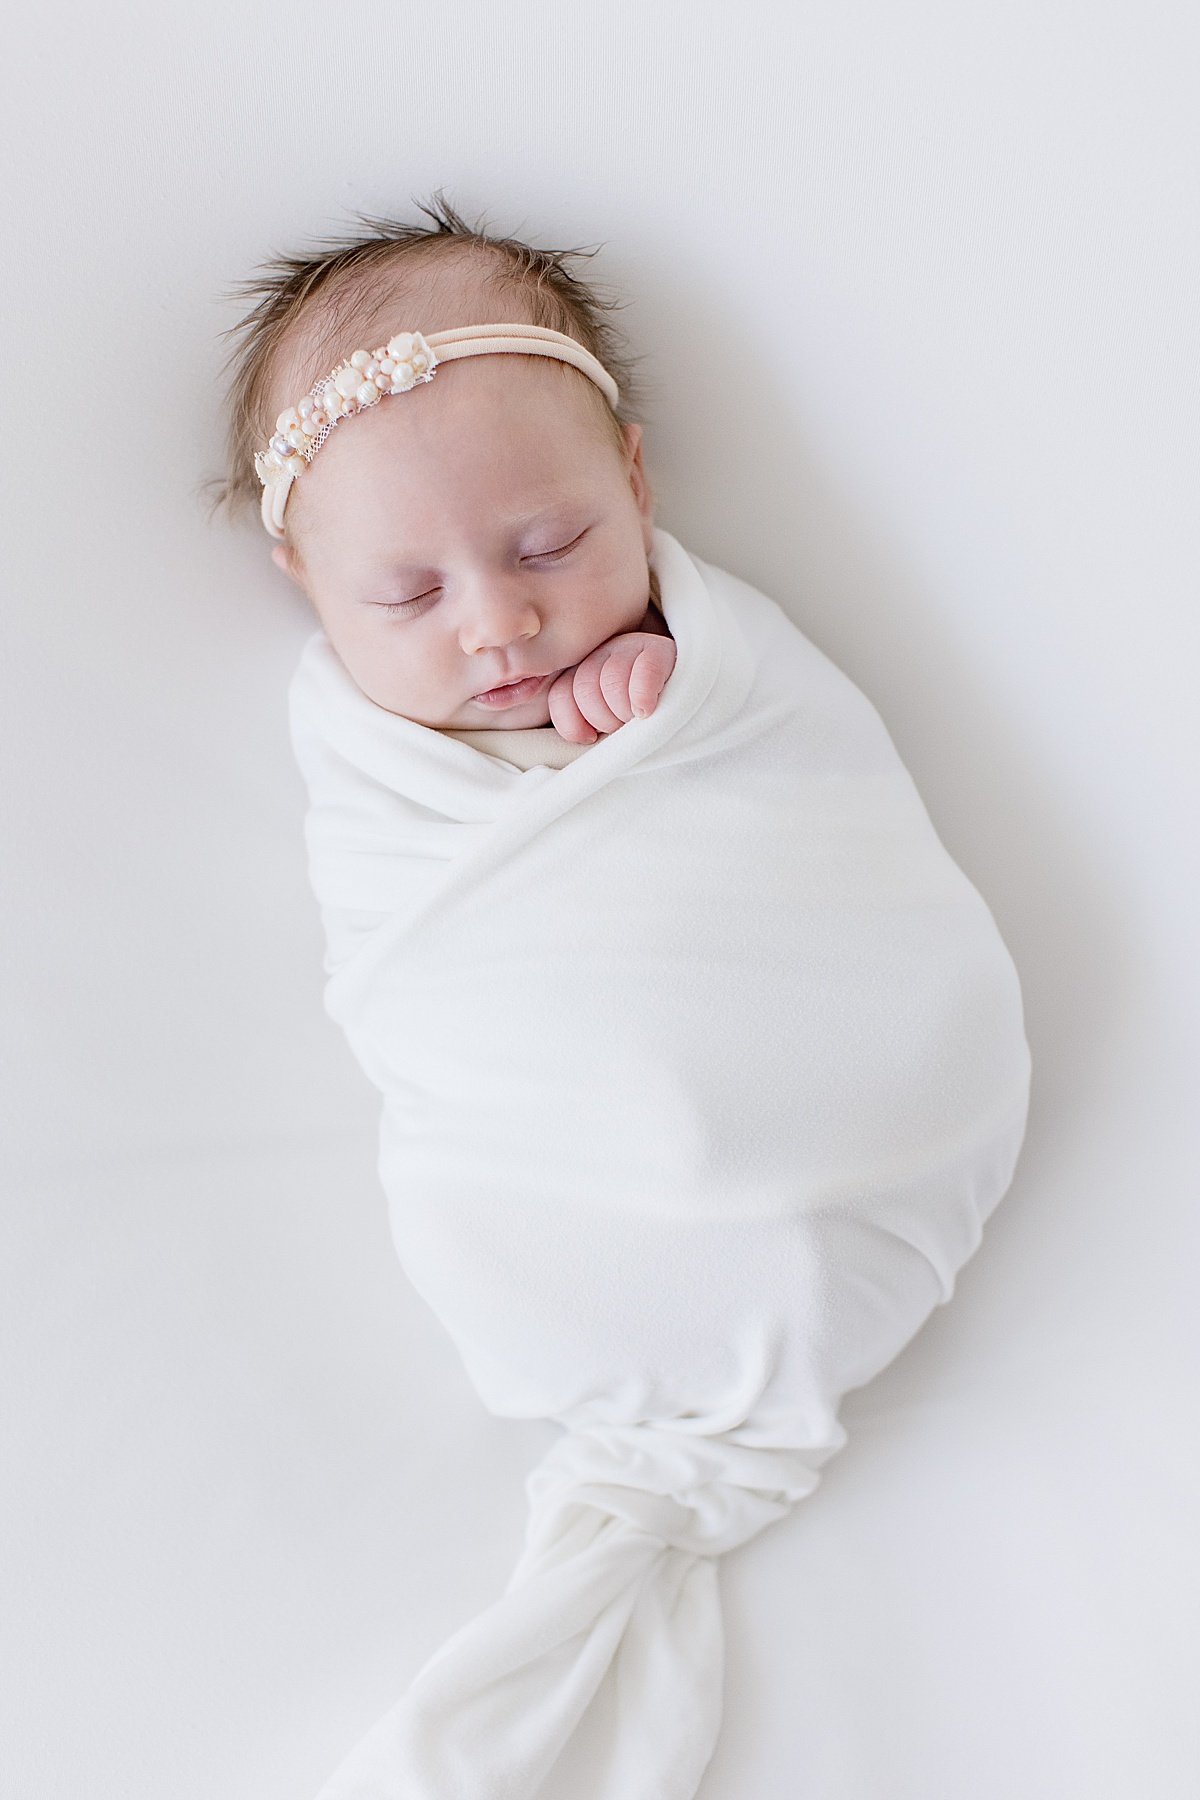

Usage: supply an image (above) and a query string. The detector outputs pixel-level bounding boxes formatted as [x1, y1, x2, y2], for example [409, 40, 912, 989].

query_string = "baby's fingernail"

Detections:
[633, 705, 647, 719]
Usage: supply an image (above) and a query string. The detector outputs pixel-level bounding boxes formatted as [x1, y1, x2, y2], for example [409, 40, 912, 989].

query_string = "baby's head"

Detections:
[207, 194, 658, 727]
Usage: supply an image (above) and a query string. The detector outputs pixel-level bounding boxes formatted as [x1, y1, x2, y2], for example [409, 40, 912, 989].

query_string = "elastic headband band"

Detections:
[253, 322, 621, 540]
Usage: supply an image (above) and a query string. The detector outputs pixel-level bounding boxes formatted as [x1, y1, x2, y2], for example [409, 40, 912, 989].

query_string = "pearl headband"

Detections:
[253, 321, 621, 539]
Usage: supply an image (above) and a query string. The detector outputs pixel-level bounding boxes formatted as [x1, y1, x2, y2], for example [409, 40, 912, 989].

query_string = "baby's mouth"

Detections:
[472, 670, 557, 709]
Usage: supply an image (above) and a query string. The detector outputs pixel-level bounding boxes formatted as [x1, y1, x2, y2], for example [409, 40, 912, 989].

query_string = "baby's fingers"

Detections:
[546, 667, 602, 744]
[625, 638, 677, 719]
[597, 649, 638, 725]
[548, 633, 678, 742]
[571, 648, 633, 734]
[582, 636, 677, 730]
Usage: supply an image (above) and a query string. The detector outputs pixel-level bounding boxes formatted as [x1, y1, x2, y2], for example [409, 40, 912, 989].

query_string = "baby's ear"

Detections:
[622, 422, 656, 544]
[271, 544, 301, 585]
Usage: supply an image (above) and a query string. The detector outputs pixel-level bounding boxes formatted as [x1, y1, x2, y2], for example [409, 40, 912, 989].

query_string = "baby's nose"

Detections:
[458, 587, 542, 656]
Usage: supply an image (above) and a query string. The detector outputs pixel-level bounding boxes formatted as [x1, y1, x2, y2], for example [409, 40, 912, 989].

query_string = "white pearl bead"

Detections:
[286, 426, 308, 448]
[378, 357, 396, 374]
[298, 397, 316, 420]
[357, 381, 380, 405]
[387, 332, 416, 361]
[284, 454, 305, 476]
[334, 366, 361, 399]
[411, 353, 428, 372]
[392, 361, 414, 386]
[364, 358, 379, 378]
[275, 407, 301, 434]
[270, 433, 291, 456]
[371, 371, 390, 389]
[350, 349, 372, 371]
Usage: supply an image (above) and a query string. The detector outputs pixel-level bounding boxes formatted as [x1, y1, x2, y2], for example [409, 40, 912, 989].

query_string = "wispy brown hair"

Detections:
[200, 189, 654, 535]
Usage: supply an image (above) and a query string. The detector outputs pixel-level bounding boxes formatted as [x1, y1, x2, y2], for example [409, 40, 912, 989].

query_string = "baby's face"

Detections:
[271, 354, 656, 728]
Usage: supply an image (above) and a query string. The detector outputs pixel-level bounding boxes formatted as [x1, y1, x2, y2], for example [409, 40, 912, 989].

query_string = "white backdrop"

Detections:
[3, 3, 1197, 1797]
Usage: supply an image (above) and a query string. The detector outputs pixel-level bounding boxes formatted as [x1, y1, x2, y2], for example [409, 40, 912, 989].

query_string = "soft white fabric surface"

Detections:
[286, 525, 1033, 1800]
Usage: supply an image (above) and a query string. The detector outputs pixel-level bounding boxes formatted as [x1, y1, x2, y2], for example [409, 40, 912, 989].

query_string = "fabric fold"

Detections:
[287, 526, 1033, 1800]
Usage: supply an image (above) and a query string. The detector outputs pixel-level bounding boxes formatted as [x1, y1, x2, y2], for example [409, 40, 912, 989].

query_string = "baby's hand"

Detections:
[547, 631, 678, 744]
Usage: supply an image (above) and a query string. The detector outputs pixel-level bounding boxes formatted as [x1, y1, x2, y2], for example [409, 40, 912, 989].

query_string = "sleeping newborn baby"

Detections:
[217, 218, 1032, 1800]
[261, 312, 675, 754]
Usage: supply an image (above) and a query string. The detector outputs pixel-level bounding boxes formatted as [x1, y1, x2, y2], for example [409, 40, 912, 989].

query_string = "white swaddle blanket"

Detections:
[287, 525, 1032, 1800]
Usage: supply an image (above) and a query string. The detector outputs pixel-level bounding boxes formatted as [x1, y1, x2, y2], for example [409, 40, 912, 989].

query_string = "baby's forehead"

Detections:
[266, 260, 515, 420]
[270, 330, 614, 505]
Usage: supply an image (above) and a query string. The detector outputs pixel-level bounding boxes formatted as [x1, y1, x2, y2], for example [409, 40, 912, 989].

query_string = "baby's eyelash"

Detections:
[378, 534, 586, 616]
[527, 532, 586, 563]
[381, 592, 437, 615]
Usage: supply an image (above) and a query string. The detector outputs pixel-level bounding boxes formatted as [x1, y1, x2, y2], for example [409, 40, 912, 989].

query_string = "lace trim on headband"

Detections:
[254, 331, 437, 490]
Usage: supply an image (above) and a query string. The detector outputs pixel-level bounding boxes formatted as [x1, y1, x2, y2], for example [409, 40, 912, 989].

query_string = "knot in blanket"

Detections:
[288, 527, 1032, 1800]
[521, 1419, 824, 1563]
[314, 1417, 834, 1800]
